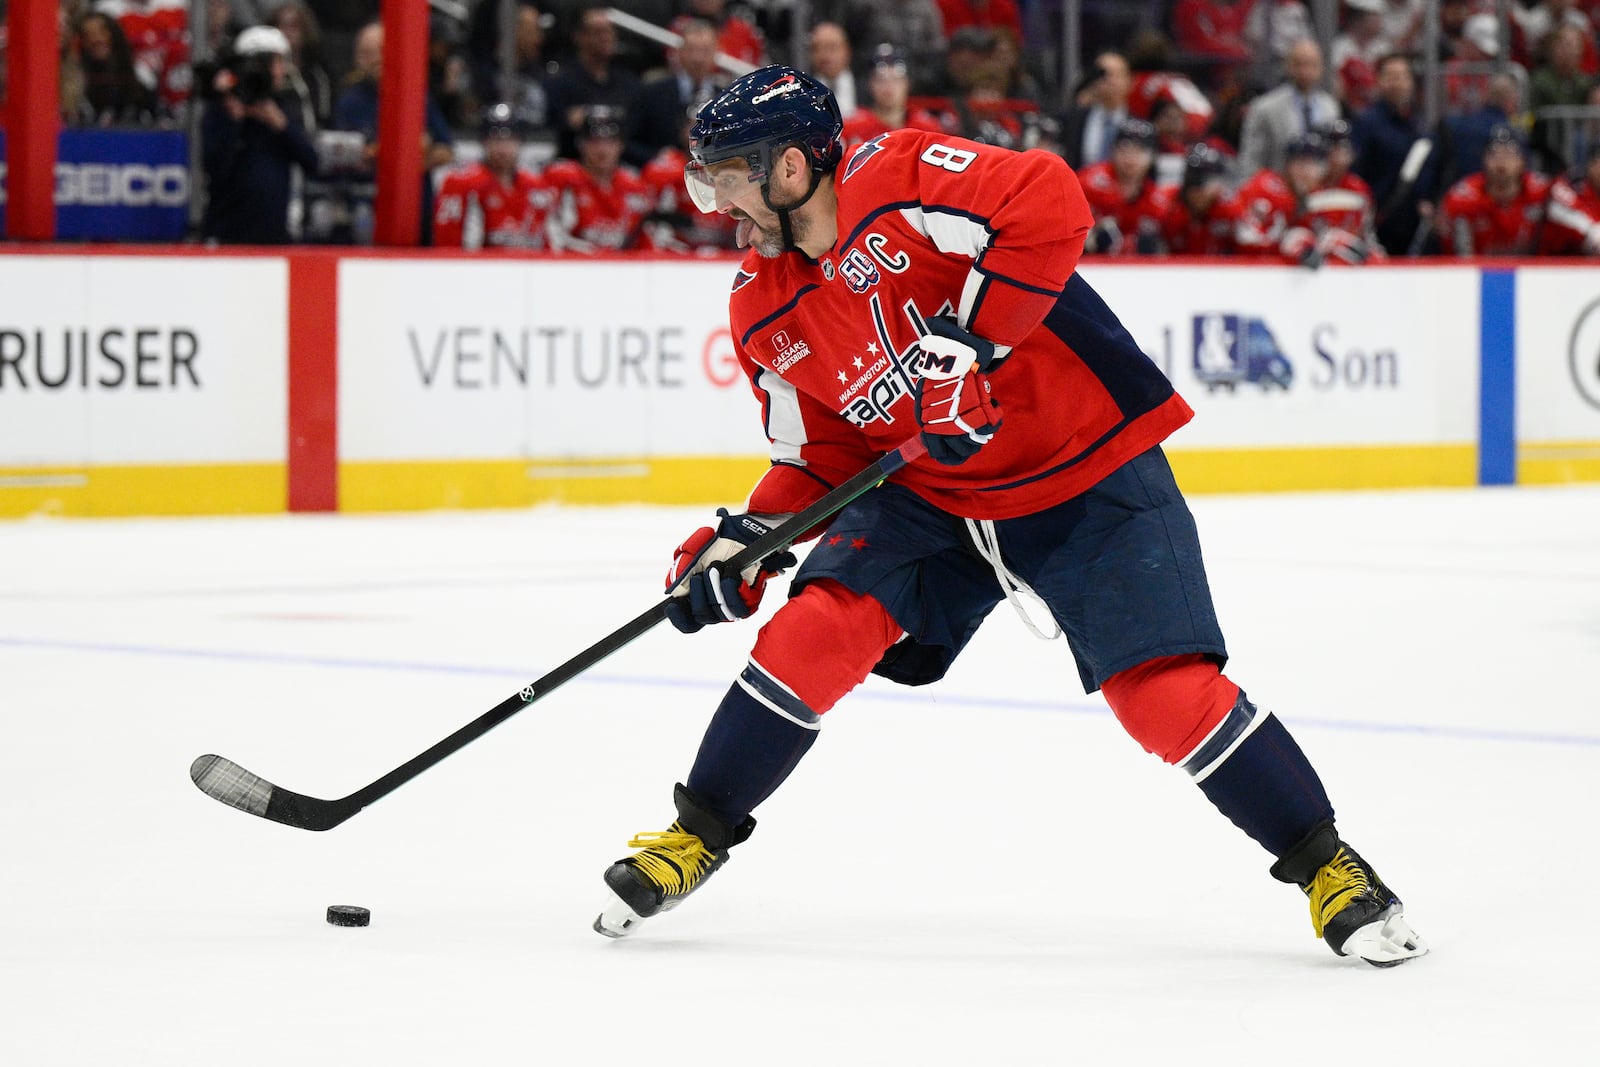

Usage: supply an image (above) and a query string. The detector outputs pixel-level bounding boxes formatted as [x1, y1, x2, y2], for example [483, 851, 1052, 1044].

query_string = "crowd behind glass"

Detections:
[6, 0, 1600, 257]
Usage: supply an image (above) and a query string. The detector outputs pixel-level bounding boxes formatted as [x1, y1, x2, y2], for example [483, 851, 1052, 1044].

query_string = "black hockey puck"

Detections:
[326, 905, 371, 927]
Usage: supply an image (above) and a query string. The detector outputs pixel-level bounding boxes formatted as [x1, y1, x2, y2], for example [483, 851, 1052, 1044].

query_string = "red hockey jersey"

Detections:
[1161, 191, 1244, 255]
[1439, 171, 1551, 255]
[433, 163, 556, 249]
[727, 131, 1193, 522]
[543, 159, 656, 251]
[1539, 175, 1600, 255]
[1078, 160, 1176, 256]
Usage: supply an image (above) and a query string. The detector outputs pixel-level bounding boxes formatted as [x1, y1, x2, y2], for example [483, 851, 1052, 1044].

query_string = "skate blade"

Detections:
[593, 897, 646, 939]
[1340, 911, 1429, 967]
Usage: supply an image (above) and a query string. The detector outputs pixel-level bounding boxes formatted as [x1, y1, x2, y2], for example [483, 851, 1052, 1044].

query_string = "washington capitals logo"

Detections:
[732, 269, 758, 292]
[843, 134, 889, 183]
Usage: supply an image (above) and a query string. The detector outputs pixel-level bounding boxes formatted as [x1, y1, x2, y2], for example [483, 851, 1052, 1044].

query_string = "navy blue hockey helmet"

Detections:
[1181, 142, 1227, 189]
[481, 102, 523, 140]
[684, 65, 843, 213]
[1112, 118, 1158, 152]
[1285, 131, 1328, 161]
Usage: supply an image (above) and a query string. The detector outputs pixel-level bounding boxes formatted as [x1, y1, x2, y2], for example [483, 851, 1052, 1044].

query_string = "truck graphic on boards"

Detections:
[1192, 313, 1293, 391]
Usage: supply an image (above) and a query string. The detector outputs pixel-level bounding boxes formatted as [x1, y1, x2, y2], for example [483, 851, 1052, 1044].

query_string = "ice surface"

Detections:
[3, 486, 1598, 1065]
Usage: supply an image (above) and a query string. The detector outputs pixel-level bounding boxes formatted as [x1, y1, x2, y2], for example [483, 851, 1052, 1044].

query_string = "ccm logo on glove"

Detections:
[664, 509, 797, 634]
[912, 317, 1003, 466]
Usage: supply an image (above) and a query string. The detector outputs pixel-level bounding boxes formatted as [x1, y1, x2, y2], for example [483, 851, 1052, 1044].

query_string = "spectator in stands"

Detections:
[332, 20, 457, 244]
[1331, 0, 1387, 112]
[1352, 52, 1441, 254]
[1541, 143, 1600, 254]
[1058, 49, 1131, 169]
[808, 21, 857, 115]
[73, 11, 157, 125]
[1161, 142, 1243, 254]
[433, 102, 555, 250]
[855, 0, 946, 93]
[929, 26, 1025, 149]
[934, 0, 1024, 47]
[98, 0, 189, 118]
[1375, 0, 1425, 57]
[546, 4, 643, 159]
[1239, 38, 1339, 177]
[544, 105, 655, 251]
[841, 44, 947, 150]
[270, 0, 335, 132]
[1151, 96, 1196, 186]
[200, 26, 320, 244]
[633, 18, 726, 163]
[1171, 0, 1254, 64]
[1437, 125, 1550, 255]
[1246, 0, 1314, 69]
[1530, 22, 1596, 110]
[429, 9, 478, 134]
[1443, 13, 1508, 114]
[467, 2, 555, 144]
[1080, 119, 1174, 256]
[1513, 1, 1599, 75]
[670, 0, 765, 69]
[1446, 71, 1522, 182]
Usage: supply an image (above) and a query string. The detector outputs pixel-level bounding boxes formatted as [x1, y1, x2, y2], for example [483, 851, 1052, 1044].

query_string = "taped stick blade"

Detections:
[190, 754, 274, 818]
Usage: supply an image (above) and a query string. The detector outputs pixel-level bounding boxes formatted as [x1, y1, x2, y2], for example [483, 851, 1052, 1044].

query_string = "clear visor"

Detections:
[683, 158, 759, 215]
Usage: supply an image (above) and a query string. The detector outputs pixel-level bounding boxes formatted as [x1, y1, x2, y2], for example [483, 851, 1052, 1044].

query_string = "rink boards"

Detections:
[0, 248, 1596, 517]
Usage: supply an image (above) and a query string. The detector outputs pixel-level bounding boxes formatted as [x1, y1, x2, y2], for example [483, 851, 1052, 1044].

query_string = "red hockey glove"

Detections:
[911, 317, 1004, 466]
[664, 509, 797, 634]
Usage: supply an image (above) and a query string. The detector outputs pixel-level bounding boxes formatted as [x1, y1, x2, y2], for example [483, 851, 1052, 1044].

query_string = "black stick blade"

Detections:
[190, 754, 274, 817]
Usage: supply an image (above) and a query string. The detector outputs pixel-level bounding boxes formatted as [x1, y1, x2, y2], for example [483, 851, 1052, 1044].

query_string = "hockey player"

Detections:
[1161, 142, 1243, 255]
[1078, 119, 1175, 256]
[433, 103, 555, 250]
[593, 66, 1427, 968]
[543, 105, 656, 252]
[1235, 132, 1373, 266]
[1540, 144, 1600, 255]
[1437, 125, 1551, 256]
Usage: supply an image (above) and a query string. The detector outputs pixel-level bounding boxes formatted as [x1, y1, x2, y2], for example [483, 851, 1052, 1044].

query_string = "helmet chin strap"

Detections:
[762, 169, 825, 254]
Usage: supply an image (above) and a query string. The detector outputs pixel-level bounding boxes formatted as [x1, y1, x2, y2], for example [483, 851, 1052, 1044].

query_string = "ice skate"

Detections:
[1272, 824, 1428, 966]
[593, 784, 753, 939]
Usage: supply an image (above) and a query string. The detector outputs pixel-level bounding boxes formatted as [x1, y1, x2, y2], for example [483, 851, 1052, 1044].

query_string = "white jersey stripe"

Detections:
[754, 366, 806, 465]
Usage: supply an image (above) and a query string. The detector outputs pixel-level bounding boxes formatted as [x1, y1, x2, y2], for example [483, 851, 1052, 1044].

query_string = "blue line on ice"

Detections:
[5, 635, 1597, 749]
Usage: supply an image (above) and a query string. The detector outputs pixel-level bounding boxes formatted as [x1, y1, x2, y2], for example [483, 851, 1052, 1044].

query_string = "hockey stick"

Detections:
[190, 437, 928, 831]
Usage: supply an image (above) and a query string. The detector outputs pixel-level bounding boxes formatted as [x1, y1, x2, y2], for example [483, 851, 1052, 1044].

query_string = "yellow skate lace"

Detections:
[1307, 847, 1370, 938]
[624, 828, 715, 894]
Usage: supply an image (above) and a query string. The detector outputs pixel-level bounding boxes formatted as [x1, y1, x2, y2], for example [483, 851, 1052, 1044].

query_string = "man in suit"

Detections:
[631, 18, 726, 165]
[1238, 37, 1339, 175]
[1059, 50, 1132, 170]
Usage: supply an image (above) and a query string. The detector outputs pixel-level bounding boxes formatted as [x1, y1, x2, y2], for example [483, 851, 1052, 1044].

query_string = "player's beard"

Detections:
[736, 212, 787, 258]
[736, 195, 812, 258]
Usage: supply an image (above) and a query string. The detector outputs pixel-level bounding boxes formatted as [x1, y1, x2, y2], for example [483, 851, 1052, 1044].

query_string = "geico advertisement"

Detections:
[1082, 264, 1480, 447]
[0, 256, 288, 465]
[1515, 267, 1600, 441]
[338, 259, 757, 459]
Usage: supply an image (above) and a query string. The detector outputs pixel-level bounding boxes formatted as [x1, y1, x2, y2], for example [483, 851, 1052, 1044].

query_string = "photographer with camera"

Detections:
[200, 25, 321, 244]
